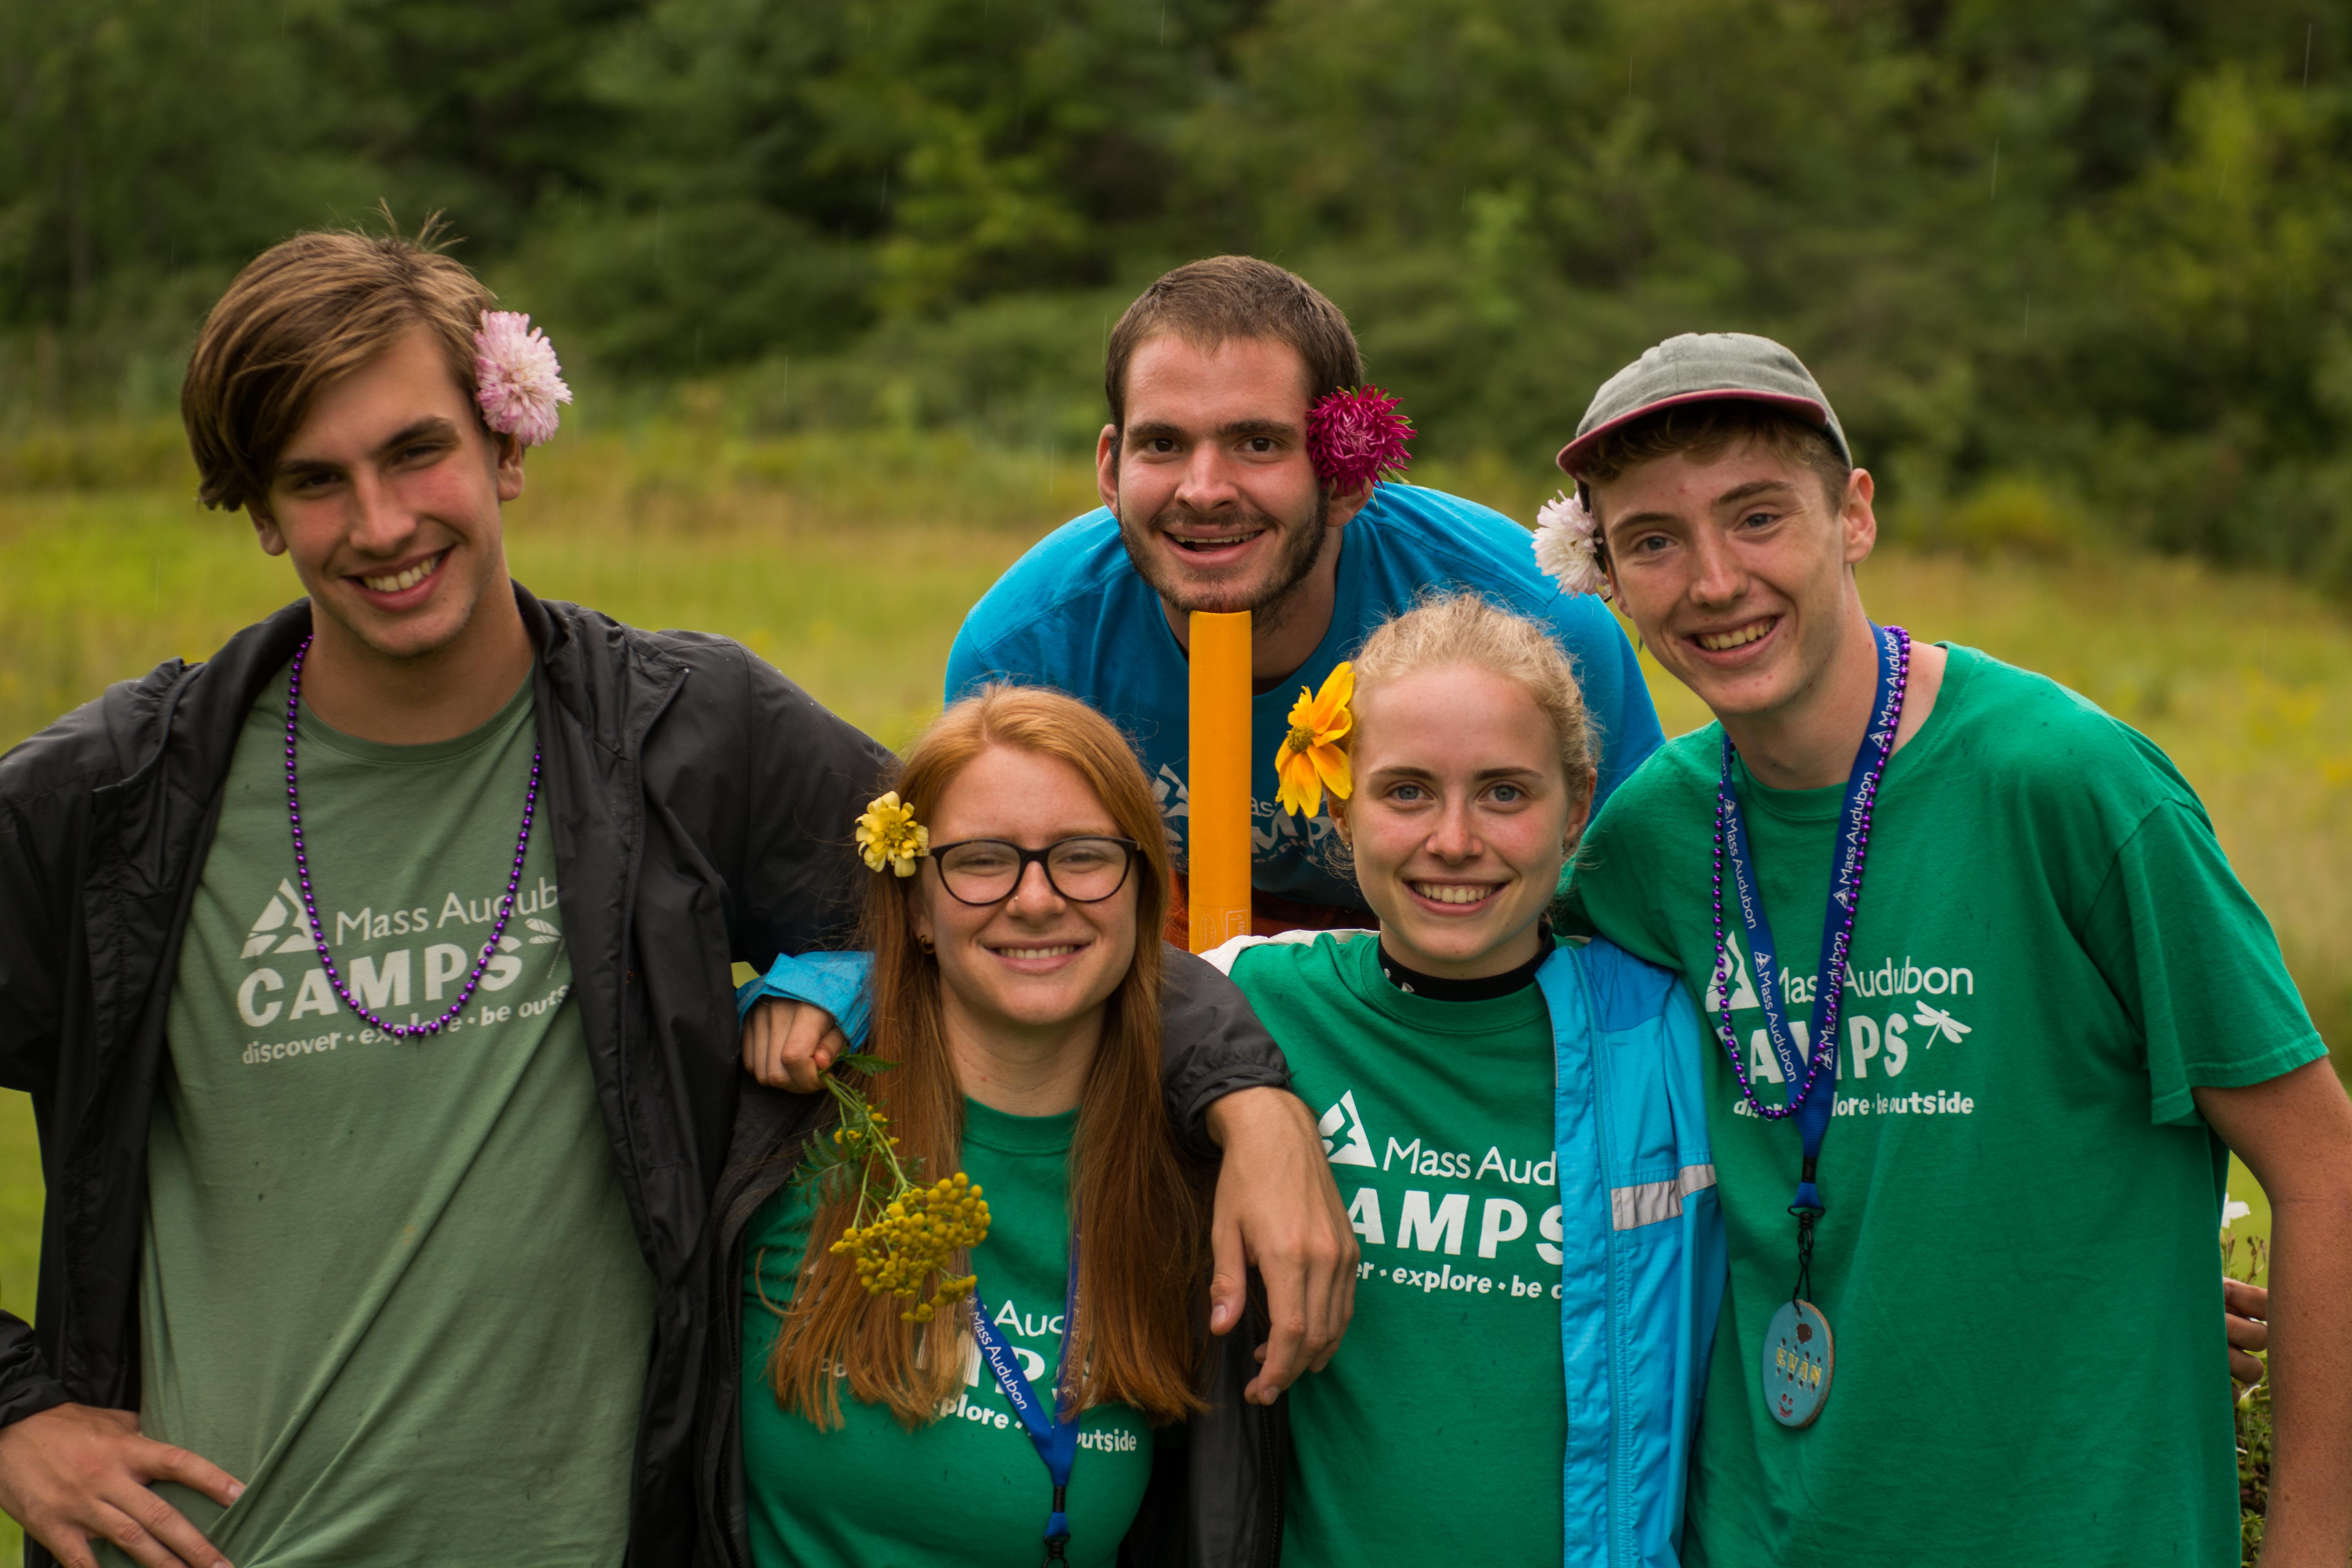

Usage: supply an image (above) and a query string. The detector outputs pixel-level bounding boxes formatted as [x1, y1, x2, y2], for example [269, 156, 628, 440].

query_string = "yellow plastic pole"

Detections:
[1187, 610, 1254, 953]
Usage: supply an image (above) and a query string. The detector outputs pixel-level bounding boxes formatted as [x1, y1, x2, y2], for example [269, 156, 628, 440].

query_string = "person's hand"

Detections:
[1203, 1087, 1359, 1405]
[0, 1403, 243, 1568]
[2227, 1276, 2270, 1389]
[739, 998, 849, 1092]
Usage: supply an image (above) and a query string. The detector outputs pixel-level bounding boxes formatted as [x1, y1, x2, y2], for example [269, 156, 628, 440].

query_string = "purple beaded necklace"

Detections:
[1705, 625, 1910, 1120]
[283, 633, 542, 1040]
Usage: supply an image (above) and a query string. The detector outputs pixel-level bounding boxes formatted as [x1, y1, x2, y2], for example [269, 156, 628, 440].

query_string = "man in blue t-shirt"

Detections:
[947, 256, 1662, 929]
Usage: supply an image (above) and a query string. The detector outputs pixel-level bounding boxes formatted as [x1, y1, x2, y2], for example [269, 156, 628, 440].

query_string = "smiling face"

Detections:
[256, 324, 523, 664]
[1336, 664, 1587, 980]
[1098, 334, 1366, 622]
[1592, 439, 1876, 726]
[912, 744, 1141, 1046]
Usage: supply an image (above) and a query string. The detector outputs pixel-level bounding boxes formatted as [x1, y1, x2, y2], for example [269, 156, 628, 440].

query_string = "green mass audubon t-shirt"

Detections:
[1563, 644, 2325, 1568]
[1224, 931, 1565, 1565]
[741, 1097, 1155, 1568]
[130, 670, 656, 1567]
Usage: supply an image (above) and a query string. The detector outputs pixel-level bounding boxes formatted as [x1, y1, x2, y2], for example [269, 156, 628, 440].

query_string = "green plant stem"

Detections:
[821, 1073, 913, 1228]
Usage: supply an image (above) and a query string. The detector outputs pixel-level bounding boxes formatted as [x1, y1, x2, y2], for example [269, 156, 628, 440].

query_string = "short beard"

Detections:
[1115, 488, 1332, 634]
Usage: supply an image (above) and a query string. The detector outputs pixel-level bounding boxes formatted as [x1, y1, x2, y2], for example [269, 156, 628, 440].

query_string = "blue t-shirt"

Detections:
[945, 485, 1664, 910]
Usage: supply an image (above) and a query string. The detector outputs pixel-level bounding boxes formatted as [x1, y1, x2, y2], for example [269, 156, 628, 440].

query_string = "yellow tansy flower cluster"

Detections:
[829, 1171, 991, 1322]
[804, 1082, 993, 1323]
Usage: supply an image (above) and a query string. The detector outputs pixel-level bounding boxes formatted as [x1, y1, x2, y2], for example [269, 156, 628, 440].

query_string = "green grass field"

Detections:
[0, 427, 2339, 1561]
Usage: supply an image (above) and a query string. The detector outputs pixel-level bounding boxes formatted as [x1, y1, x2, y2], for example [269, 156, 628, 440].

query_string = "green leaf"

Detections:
[840, 1053, 896, 1075]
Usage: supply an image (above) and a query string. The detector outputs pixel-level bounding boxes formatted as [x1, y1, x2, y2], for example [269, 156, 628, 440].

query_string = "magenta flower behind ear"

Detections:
[473, 310, 572, 446]
[1306, 385, 1414, 493]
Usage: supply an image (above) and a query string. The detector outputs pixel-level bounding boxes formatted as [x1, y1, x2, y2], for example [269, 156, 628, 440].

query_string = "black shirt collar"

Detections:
[1376, 926, 1552, 1002]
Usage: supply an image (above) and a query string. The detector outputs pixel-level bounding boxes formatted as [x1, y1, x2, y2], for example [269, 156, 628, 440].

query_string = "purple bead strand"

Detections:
[1708, 627, 1911, 1121]
[284, 633, 541, 1041]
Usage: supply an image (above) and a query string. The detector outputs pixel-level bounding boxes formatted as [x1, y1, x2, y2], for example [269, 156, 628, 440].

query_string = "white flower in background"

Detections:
[1533, 490, 1612, 599]
[2222, 1198, 2252, 1228]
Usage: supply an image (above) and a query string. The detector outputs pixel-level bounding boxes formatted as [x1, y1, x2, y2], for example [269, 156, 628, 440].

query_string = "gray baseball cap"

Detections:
[1555, 332, 1848, 477]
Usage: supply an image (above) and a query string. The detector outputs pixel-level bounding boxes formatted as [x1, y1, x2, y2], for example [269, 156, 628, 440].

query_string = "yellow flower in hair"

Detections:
[855, 791, 930, 876]
[1274, 661, 1355, 818]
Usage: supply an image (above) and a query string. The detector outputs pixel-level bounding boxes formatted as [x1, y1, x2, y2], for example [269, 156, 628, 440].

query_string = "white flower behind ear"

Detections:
[1534, 490, 1612, 599]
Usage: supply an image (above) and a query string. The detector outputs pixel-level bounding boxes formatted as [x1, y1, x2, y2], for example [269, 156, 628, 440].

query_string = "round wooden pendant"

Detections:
[1762, 1298, 1834, 1428]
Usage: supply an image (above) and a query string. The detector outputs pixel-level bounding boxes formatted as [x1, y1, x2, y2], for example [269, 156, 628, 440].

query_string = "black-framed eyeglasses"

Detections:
[927, 836, 1143, 906]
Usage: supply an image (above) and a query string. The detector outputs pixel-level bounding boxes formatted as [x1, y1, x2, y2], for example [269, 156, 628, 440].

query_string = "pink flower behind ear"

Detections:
[1306, 386, 1414, 493]
[473, 310, 572, 446]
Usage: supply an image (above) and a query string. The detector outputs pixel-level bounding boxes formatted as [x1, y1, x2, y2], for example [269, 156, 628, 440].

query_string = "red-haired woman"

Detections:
[707, 687, 1225, 1568]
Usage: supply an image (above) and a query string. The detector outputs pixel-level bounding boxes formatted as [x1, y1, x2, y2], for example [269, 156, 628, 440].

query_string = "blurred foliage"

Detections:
[8, 0, 2352, 585]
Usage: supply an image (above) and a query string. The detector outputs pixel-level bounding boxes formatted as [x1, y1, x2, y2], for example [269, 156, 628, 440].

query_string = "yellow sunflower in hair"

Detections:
[1274, 662, 1355, 818]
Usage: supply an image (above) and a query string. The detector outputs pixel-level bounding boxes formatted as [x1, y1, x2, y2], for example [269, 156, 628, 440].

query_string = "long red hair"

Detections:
[766, 686, 1208, 1428]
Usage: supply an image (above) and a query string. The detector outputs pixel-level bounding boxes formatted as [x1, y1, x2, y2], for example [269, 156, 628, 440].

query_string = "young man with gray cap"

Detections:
[1552, 332, 2352, 1566]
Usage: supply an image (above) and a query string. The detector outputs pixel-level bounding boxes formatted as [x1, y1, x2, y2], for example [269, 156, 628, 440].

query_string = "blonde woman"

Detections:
[1190, 593, 1721, 1564]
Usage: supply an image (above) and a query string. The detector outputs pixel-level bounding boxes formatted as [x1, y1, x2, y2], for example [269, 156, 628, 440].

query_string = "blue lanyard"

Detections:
[1713, 624, 1907, 1226]
[968, 1236, 1082, 1564]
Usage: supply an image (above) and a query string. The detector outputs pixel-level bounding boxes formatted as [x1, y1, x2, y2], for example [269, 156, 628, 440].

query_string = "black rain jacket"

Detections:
[0, 587, 1290, 1566]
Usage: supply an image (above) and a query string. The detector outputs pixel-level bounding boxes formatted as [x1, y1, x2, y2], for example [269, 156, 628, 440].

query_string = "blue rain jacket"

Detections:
[1534, 936, 1725, 1567]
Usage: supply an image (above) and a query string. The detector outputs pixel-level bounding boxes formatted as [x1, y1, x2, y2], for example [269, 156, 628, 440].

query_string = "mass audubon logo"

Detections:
[242, 881, 562, 964]
[241, 879, 318, 959]
[1318, 1091, 1376, 1167]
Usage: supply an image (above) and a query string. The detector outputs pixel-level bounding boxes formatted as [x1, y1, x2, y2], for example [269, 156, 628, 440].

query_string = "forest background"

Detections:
[1, 2, 2348, 1557]
[15, 0, 2351, 1058]
[8, 0, 2352, 581]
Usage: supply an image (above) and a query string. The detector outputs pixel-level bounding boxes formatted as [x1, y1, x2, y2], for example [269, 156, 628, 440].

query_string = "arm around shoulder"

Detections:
[1158, 947, 1289, 1158]
[734, 941, 1298, 1111]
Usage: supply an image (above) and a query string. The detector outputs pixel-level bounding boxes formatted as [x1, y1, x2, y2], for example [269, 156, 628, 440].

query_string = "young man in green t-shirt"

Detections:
[1550, 332, 2352, 1566]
